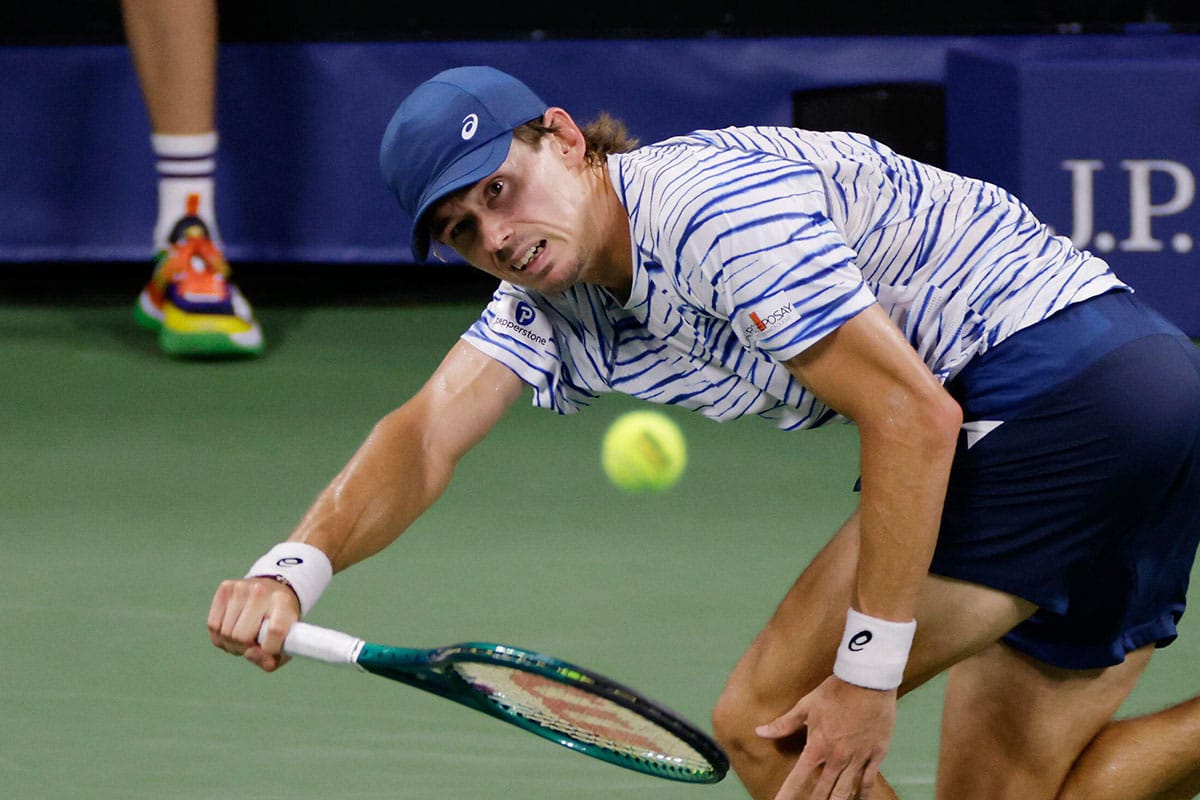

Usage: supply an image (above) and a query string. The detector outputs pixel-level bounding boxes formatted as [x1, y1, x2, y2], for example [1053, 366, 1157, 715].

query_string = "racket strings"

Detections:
[453, 662, 714, 777]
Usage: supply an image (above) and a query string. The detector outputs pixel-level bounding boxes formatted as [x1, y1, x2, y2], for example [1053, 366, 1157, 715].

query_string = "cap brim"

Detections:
[409, 132, 514, 262]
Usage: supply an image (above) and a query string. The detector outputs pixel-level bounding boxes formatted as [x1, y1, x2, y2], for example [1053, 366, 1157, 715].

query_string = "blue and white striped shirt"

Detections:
[463, 127, 1126, 429]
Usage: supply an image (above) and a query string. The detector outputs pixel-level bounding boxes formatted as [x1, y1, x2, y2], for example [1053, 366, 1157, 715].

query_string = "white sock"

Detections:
[152, 132, 222, 250]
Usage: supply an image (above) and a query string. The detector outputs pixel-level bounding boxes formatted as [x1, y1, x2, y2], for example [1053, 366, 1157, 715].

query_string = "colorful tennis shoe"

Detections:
[134, 201, 263, 358]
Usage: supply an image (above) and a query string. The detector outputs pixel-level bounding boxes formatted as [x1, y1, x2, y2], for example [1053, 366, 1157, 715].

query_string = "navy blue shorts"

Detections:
[930, 290, 1200, 669]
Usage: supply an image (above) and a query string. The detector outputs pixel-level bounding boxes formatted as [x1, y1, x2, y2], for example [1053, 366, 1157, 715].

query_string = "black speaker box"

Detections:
[792, 83, 946, 167]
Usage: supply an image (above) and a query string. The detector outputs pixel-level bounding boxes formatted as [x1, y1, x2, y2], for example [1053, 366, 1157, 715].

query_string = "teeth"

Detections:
[514, 243, 542, 271]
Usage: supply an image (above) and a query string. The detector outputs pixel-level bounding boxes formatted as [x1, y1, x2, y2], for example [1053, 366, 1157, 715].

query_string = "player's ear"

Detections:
[543, 107, 586, 161]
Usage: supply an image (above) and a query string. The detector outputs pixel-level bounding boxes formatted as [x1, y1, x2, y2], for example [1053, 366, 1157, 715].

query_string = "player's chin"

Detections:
[527, 265, 579, 295]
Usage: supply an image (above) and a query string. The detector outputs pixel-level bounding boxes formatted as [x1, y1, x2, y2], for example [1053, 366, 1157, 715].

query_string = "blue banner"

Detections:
[2, 34, 1198, 332]
[948, 44, 1200, 334]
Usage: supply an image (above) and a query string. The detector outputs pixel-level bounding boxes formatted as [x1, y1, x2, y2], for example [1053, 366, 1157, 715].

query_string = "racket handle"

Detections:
[258, 620, 365, 668]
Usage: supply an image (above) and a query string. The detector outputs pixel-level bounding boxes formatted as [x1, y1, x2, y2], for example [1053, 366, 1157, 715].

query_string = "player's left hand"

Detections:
[756, 674, 896, 799]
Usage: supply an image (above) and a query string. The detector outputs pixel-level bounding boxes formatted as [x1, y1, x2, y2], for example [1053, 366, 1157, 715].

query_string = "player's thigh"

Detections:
[713, 512, 1034, 735]
[937, 641, 1153, 800]
[712, 511, 859, 741]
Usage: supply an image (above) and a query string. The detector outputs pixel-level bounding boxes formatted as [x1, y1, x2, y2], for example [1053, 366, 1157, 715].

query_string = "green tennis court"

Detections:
[3, 297, 1198, 799]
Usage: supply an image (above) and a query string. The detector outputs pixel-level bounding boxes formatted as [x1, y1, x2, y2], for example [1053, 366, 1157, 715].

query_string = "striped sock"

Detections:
[152, 132, 221, 251]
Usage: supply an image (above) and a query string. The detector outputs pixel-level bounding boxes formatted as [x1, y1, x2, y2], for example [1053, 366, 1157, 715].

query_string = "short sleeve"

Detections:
[462, 285, 589, 414]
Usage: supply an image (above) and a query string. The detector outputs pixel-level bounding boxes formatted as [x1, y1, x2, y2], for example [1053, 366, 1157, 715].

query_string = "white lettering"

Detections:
[1119, 159, 1196, 253]
[1061, 159, 1104, 247]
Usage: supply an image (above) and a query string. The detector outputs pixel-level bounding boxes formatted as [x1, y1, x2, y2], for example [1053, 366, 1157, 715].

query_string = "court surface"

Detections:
[3, 298, 1197, 799]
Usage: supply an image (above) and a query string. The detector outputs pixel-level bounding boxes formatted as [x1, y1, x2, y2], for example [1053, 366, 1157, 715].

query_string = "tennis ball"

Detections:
[601, 410, 687, 492]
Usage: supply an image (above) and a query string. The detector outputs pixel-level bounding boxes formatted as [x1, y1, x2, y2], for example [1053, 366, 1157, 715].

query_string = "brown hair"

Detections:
[513, 111, 639, 165]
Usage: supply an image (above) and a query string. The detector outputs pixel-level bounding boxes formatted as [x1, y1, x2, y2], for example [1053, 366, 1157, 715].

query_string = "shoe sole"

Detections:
[136, 292, 264, 358]
[160, 327, 264, 358]
[136, 282, 265, 357]
[133, 290, 164, 332]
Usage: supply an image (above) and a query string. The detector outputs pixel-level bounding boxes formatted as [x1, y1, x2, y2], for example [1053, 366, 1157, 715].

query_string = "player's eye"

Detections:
[486, 179, 504, 199]
[448, 219, 473, 243]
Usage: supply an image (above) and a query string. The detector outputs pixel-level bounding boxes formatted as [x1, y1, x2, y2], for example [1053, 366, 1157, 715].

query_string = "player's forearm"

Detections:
[287, 404, 454, 573]
[277, 341, 522, 575]
[853, 390, 961, 621]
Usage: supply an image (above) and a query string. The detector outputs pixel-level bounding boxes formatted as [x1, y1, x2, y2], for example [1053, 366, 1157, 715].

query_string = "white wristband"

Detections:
[245, 542, 333, 618]
[833, 608, 916, 691]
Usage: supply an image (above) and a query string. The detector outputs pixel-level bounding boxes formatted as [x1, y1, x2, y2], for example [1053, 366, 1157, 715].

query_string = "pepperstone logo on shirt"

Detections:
[490, 297, 550, 347]
[739, 295, 798, 350]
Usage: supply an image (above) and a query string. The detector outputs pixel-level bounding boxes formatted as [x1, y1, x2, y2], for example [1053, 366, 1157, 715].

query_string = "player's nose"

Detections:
[480, 214, 512, 257]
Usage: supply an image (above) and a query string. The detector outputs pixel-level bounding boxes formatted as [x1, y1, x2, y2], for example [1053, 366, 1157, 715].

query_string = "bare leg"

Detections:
[120, 0, 262, 358]
[120, 0, 217, 134]
[1058, 694, 1200, 800]
[712, 515, 1200, 800]
[120, 0, 226, 250]
[711, 511, 1035, 799]
[938, 641, 1152, 799]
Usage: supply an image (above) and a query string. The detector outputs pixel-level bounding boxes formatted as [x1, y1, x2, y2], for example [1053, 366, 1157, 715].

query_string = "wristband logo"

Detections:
[847, 630, 873, 652]
[276, 557, 304, 567]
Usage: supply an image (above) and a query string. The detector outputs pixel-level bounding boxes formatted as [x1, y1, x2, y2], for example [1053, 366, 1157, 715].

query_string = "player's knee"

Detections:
[711, 684, 751, 757]
[710, 690, 738, 749]
[1054, 761, 1123, 800]
[711, 680, 793, 770]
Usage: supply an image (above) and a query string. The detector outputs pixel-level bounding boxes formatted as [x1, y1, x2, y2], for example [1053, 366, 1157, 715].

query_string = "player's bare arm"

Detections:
[207, 340, 525, 670]
[785, 303, 961, 622]
[761, 303, 961, 800]
[290, 339, 524, 570]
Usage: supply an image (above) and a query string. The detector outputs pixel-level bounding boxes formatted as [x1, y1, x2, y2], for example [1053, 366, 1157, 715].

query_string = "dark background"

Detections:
[2, 1, 1197, 44]
[3, 1, 1196, 306]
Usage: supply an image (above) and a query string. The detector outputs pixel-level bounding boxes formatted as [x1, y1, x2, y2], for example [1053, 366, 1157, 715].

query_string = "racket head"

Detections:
[357, 641, 728, 783]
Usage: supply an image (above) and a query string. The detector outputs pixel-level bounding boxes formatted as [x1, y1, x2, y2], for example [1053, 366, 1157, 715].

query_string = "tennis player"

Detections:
[208, 66, 1200, 800]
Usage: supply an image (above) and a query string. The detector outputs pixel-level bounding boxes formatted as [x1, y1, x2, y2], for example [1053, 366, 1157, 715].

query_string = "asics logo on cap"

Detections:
[461, 114, 479, 140]
[379, 66, 548, 261]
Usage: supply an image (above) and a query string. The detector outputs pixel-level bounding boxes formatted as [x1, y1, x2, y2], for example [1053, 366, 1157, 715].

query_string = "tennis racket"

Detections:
[261, 621, 728, 784]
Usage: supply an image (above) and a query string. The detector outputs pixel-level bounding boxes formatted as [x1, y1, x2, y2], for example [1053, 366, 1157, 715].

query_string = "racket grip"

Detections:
[258, 620, 365, 667]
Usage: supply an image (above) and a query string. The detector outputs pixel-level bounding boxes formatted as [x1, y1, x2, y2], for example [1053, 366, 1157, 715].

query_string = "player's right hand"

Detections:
[207, 577, 301, 672]
[756, 674, 896, 800]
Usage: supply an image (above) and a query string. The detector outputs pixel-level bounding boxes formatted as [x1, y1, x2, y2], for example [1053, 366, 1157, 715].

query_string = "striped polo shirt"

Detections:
[462, 126, 1126, 429]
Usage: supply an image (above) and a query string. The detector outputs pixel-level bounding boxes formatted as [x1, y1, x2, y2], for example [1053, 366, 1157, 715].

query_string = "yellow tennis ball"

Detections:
[601, 410, 687, 492]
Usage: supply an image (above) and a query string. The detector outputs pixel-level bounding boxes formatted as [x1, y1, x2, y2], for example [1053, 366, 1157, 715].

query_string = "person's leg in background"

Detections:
[122, 0, 263, 357]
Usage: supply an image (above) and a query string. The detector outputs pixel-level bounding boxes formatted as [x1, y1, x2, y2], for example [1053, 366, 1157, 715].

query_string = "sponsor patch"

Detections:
[490, 296, 551, 347]
[739, 294, 798, 349]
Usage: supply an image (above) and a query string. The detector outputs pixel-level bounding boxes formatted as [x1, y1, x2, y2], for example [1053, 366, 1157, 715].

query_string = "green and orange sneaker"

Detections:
[134, 206, 263, 358]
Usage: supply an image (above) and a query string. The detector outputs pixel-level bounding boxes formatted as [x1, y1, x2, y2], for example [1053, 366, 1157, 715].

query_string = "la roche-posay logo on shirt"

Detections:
[739, 294, 798, 349]
[491, 298, 550, 347]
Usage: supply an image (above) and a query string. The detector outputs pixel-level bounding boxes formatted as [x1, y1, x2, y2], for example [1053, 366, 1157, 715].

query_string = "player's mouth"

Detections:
[512, 241, 545, 272]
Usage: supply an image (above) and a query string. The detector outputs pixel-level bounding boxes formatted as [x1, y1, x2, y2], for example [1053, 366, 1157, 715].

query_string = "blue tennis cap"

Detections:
[380, 66, 548, 261]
